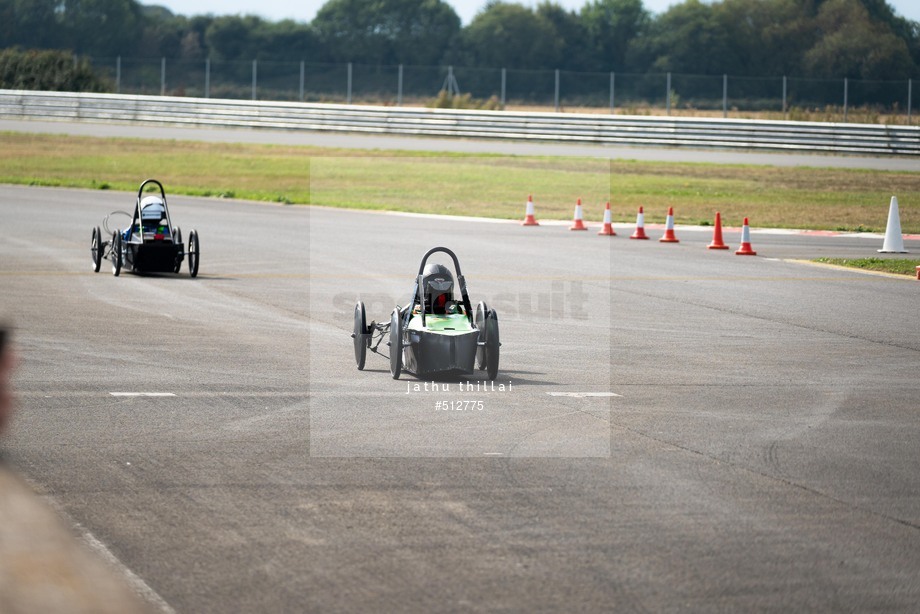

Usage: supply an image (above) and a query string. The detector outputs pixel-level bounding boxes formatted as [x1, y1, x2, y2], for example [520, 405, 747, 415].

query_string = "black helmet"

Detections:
[422, 263, 454, 314]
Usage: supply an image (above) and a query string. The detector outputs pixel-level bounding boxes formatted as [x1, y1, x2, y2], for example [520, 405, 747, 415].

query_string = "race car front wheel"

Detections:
[173, 227, 183, 273]
[353, 301, 368, 370]
[91, 227, 102, 273]
[389, 309, 402, 380]
[475, 301, 489, 370]
[188, 230, 200, 278]
[111, 232, 122, 277]
[484, 309, 500, 381]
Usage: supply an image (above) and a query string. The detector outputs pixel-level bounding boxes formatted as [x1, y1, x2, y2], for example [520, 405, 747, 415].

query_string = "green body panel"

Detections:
[406, 313, 473, 334]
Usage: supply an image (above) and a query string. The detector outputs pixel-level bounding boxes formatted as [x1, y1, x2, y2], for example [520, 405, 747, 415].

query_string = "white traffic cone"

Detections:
[878, 196, 908, 253]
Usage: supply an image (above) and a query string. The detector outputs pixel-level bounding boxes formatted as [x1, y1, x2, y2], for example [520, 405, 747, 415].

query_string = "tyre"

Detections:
[484, 310, 500, 381]
[475, 301, 488, 370]
[188, 230, 200, 278]
[353, 301, 368, 370]
[111, 232, 122, 277]
[91, 226, 102, 273]
[173, 227, 183, 273]
[389, 308, 402, 380]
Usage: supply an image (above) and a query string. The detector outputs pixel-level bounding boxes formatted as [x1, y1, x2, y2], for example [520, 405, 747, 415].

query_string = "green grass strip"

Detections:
[2, 131, 918, 232]
[813, 257, 920, 276]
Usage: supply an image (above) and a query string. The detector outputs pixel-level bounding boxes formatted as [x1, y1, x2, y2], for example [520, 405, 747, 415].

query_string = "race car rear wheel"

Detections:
[91, 226, 102, 273]
[475, 301, 488, 370]
[389, 309, 402, 380]
[188, 230, 200, 278]
[111, 232, 122, 277]
[484, 309, 500, 381]
[353, 301, 368, 370]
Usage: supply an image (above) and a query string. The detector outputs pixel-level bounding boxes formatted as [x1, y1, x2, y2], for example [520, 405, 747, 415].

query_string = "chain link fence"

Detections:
[89, 57, 917, 123]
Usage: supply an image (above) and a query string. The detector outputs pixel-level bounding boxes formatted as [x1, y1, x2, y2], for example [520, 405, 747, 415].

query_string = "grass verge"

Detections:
[812, 257, 920, 276]
[1, 131, 918, 232]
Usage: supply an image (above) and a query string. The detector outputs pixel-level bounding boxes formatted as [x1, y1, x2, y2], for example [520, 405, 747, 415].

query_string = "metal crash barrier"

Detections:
[1, 89, 918, 156]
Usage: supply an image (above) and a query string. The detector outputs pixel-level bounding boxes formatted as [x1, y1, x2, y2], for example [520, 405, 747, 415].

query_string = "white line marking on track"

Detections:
[109, 392, 177, 397]
[483, 452, 504, 456]
[80, 529, 177, 614]
[32, 489, 177, 614]
[546, 392, 622, 398]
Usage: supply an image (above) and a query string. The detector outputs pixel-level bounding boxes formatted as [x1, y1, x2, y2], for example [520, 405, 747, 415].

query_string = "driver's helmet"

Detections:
[422, 263, 454, 314]
[140, 195, 166, 224]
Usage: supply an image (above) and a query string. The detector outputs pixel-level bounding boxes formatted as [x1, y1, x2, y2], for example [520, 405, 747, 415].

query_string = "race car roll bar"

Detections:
[411, 246, 474, 328]
[133, 179, 176, 241]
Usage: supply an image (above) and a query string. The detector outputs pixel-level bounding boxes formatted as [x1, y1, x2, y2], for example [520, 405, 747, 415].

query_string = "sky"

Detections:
[148, 0, 920, 26]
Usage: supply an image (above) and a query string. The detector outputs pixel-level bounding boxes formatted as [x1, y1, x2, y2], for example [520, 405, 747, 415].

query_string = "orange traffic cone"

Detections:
[570, 198, 588, 231]
[630, 206, 649, 240]
[659, 207, 679, 243]
[521, 195, 539, 226]
[735, 218, 757, 255]
[598, 202, 615, 236]
[707, 211, 729, 250]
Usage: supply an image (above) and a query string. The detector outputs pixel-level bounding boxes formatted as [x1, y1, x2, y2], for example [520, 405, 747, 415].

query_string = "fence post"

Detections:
[501, 68, 506, 107]
[300, 61, 305, 102]
[205, 58, 210, 98]
[782, 75, 787, 119]
[442, 66, 459, 96]
[347, 62, 352, 104]
[908, 78, 912, 123]
[722, 74, 728, 118]
[160, 57, 166, 96]
[554, 69, 560, 112]
[843, 77, 848, 122]
[397, 64, 403, 106]
[609, 72, 615, 114]
[666, 72, 671, 115]
[116, 56, 121, 94]
[252, 60, 257, 100]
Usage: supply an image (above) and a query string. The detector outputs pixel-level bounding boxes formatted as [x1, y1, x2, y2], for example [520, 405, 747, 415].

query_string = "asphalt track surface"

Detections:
[2, 173, 919, 612]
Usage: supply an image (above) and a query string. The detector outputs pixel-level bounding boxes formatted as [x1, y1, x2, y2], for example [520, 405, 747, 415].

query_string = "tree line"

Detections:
[0, 0, 918, 80]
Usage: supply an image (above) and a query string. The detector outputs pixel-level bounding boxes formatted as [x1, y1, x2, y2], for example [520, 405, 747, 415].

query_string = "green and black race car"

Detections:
[352, 247, 500, 381]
